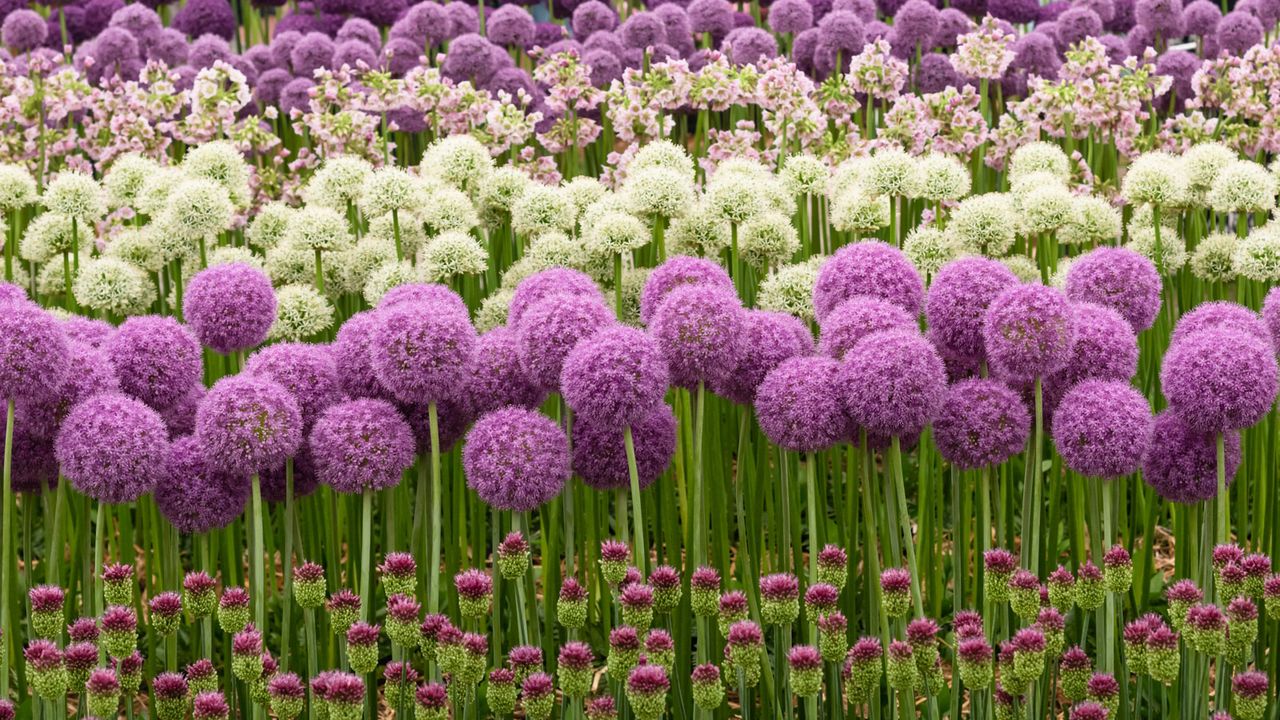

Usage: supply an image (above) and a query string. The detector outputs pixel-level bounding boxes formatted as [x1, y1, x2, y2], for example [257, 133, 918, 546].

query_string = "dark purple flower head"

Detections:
[187, 34, 232, 70]
[87, 667, 121, 695]
[332, 310, 393, 400]
[1071, 702, 1109, 720]
[954, 610, 984, 637]
[279, 78, 315, 115]
[1185, 602, 1225, 630]
[102, 604, 137, 633]
[609, 625, 642, 651]
[149, 591, 182, 619]
[1161, 327, 1278, 434]
[464, 407, 569, 512]
[1135, 0, 1185, 35]
[726, 620, 764, 647]
[521, 671, 554, 698]
[370, 301, 477, 404]
[465, 326, 545, 415]
[28, 584, 64, 613]
[1064, 247, 1161, 333]
[1155, 49, 1198, 109]
[958, 637, 993, 663]
[933, 378, 1030, 469]
[573, 403, 676, 490]
[56, 393, 169, 504]
[561, 325, 668, 427]
[1086, 672, 1119, 700]
[574, 2, 619, 38]
[196, 375, 302, 475]
[156, 435, 250, 534]
[173, 0, 236, 39]
[726, 26, 778, 64]
[1240, 553, 1270, 578]
[1233, 670, 1269, 699]
[0, 301, 69, 402]
[15, 339, 118, 439]
[651, 284, 745, 390]
[990, 0, 1041, 23]
[442, 33, 497, 83]
[880, 567, 911, 593]
[984, 284, 1076, 382]
[691, 566, 720, 590]
[346, 621, 379, 648]
[840, 330, 946, 438]
[1172, 301, 1271, 349]
[389, 1, 449, 46]
[719, 590, 749, 616]
[183, 262, 275, 356]
[984, 548, 1018, 574]
[244, 342, 341, 427]
[760, 573, 800, 601]
[1179, 0, 1220, 33]
[1052, 379, 1152, 478]
[1045, 302, 1139, 411]
[3, 9, 48, 52]
[153, 671, 188, 700]
[1226, 596, 1257, 621]
[444, 1, 482, 37]
[688, 0, 735, 34]
[107, 316, 201, 410]
[770, 0, 814, 32]
[926, 258, 1020, 367]
[310, 399, 414, 494]
[757, 355, 852, 451]
[414, 681, 448, 709]
[1009, 30, 1061, 81]
[805, 583, 840, 611]
[787, 645, 823, 671]
[290, 32, 336, 78]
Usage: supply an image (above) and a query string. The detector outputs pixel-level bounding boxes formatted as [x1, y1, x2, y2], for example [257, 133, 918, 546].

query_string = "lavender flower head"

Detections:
[1143, 409, 1240, 504]
[488, 5, 536, 48]
[0, 301, 69, 402]
[1045, 302, 1139, 411]
[465, 327, 546, 415]
[714, 310, 813, 405]
[561, 325, 669, 427]
[517, 293, 615, 393]
[769, 0, 814, 33]
[819, 296, 915, 361]
[442, 33, 497, 83]
[727, 27, 779, 64]
[1263, 286, 1280, 351]
[1160, 327, 1278, 434]
[107, 316, 202, 410]
[1183, 0, 1221, 34]
[510, 268, 606, 329]
[640, 256, 735, 327]
[3, 9, 47, 52]
[56, 393, 169, 504]
[183, 263, 277, 355]
[464, 407, 570, 512]
[195, 375, 303, 476]
[983, 284, 1076, 382]
[310, 399, 415, 494]
[1170, 301, 1272, 349]
[1135, 0, 1186, 36]
[1064, 247, 1162, 332]
[650, 284, 745, 390]
[243, 342, 342, 429]
[840, 330, 947, 438]
[933, 378, 1031, 469]
[156, 435, 250, 534]
[1052, 380, 1152, 479]
[756, 356, 851, 452]
[370, 301, 478, 405]
[814, 241, 923, 323]
[925, 258, 1019, 366]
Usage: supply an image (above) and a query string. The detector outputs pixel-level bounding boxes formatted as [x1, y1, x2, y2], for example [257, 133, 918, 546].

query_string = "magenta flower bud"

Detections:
[647, 566, 682, 613]
[384, 594, 421, 648]
[153, 672, 190, 720]
[1165, 579, 1203, 631]
[690, 566, 721, 617]
[805, 583, 840, 618]
[101, 563, 135, 607]
[326, 589, 361, 636]
[1185, 603, 1228, 655]
[1008, 568, 1041, 619]
[63, 641, 97, 686]
[101, 604, 138, 659]
[1122, 619, 1151, 674]
[816, 545, 849, 589]
[1076, 561, 1106, 611]
[953, 610, 984, 639]
[1232, 671, 1269, 720]
[413, 681, 448, 720]
[322, 673, 366, 718]
[0, 700, 13, 720]
[183, 571, 218, 619]
[585, 695, 618, 720]
[983, 549, 1018, 602]
[28, 585, 65, 639]
[505, 644, 543, 682]
[557, 640, 595, 698]
[1146, 624, 1181, 684]
[68, 617, 99, 645]
[454, 568, 493, 620]
[842, 636, 884, 705]
[691, 663, 725, 710]
[788, 645, 824, 697]
[1264, 574, 1280, 620]
[345, 621, 381, 674]
[620, 583, 656, 632]
[1239, 554, 1270, 597]
[192, 691, 230, 720]
[608, 626, 642, 681]
[1037, 606, 1066, 653]
[268, 672, 306, 720]
[486, 668, 518, 714]
[557, 578, 589, 629]
[886, 640, 917, 692]
[217, 587, 251, 635]
[1060, 646, 1092, 701]
[231, 626, 265, 682]
[523, 672, 557, 720]
[1214, 542, 1244, 570]
[1220, 563, 1247, 599]
[186, 658, 219, 695]
[599, 540, 632, 586]
[881, 567, 912, 618]
[957, 636, 994, 689]
[1086, 673, 1120, 716]
[496, 532, 531, 580]
[148, 592, 183, 637]
[644, 629, 676, 672]
[292, 561, 327, 609]
[759, 573, 800, 626]
[85, 668, 122, 717]
[1047, 566, 1076, 610]
[725, 620, 766, 685]
[418, 614, 453, 660]
[1070, 701, 1109, 720]
[717, 590, 751, 637]
[376, 552, 416, 598]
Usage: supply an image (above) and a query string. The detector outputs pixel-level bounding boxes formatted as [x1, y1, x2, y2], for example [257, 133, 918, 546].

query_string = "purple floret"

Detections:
[1160, 327, 1278, 434]
[156, 435, 250, 534]
[172, 0, 236, 40]
[933, 378, 1031, 469]
[1052, 379, 1152, 478]
[1044, 302, 1138, 411]
[893, 0, 940, 52]
[714, 310, 814, 405]
[621, 11, 669, 49]
[184, 263, 277, 355]
[815, 10, 865, 54]
[840, 330, 947, 438]
[15, 339, 119, 439]
[1056, 6, 1103, 47]
[310, 399, 415, 493]
[291, 32, 336, 78]
[56, 393, 170, 504]
[464, 407, 570, 512]
[107, 316, 202, 410]
[336, 17, 382, 48]
[195, 375, 303, 475]
[688, 0, 735, 35]
[933, 8, 974, 48]
[1145, 416, 1242, 501]
[1174, 301, 1271, 355]
[445, 2, 481, 37]
[1155, 49, 1199, 109]
[334, 40, 379, 70]
[640, 257, 734, 326]
[561, 325, 668, 427]
[369, 301, 477, 405]
[255, 68, 293, 107]
[769, 0, 814, 33]
[814, 241, 924, 323]
[756, 355, 852, 452]
[1135, 0, 1185, 37]
[727, 26, 779, 64]
[650, 284, 745, 390]
[572, 403, 677, 490]
[442, 33, 496, 83]
[983, 284, 1076, 382]
[915, 52, 961, 93]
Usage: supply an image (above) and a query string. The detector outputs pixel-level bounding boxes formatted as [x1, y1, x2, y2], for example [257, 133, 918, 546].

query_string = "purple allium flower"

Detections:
[1045, 302, 1139, 410]
[56, 393, 168, 504]
[279, 77, 316, 115]
[2, 10, 47, 52]
[0, 301, 70, 402]
[488, 5, 536, 48]
[620, 10, 669, 50]
[195, 375, 303, 475]
[574, 1, 619, 35]
[107, 316, 202, 410]
[442, 33, 497, 83]
[989, 0, 1041, 23]
[914, 51, 961, 92]
[755, 355, 851, 452]
[187, 34, 231, 70]
[257, 69, 293, 108]
[933, 8, 974, 48]
[561, 325, 668, 427]
[1052, 379, 1152, 478]
[688, 0, 735, 35]
[370, 301, 477, 404]
[516, 294, 615, 393]
[840, 330, 946, 438]
[331, 310, 392, 400]
[983, 284, 1076, 382]
[893, 0, 940, 51]
[640, 257, 735, 327]
[933, 378, 1030, 469]
[445, 1, 482, 38]
[463, 407, 569, 512]
[1155, 49, 1198, 109]
[726, 26, 778, 64]
[337, 16, 381, 47]
[1171, 301, 1271, 349]
[1182, 0, 1220, 33]
[572, 403, 676, 490]
[815, 10, 867, 58]
[1135, 0, 1185, 35]
[464, 327, 545, 415]
[1071, 702, 1109, 720]
[156, 435, 249, 534]
[290, 32, 336, 77]
[509, 268, 606, 329]
[310, 399, 414, 494]
[1161, 327, 1278, 434]
[14, 338, 117, 439]
[1055, 6, 1103, 45]
[0, 282, 27, 306]
[1008, 32, 1061, 82]
[769, 0, 814, 32]
[333, 40, 378, 70]
[404, 396, 472, 456]
[1064, 247, 1161, 333]
[389, 2, 449, 46]
[172, 0, 235, 39]
[926, 258, 1020, 367]
[819, 296, 915, 361]
[244, 343, 341, 427]
[1142, 409, 1240, 504]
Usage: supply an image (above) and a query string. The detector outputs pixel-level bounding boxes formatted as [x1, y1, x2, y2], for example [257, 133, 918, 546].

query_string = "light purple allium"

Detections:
[925, 258, 1020, 366]
[990, 0, 1040, 22]
[2, 9, 47, 52]
[816, 11, 866, 55]
[183, 263, 277, 355]
[1044, 302, 1139, 411]
[840, 330, 946, 439]
[726, 26, 778, 64]
[516, 293, 615, 393]
[1182, 0, 1220, 33]
[464, 327, 545, 416]
[572, 403, 676, 491]
[1052, 380, 1152, 478]
[56, 393, 168, 504]
[1142, 409, 1240, 504]
[510, 268, 606, 329]
[369, 301, 477, 404]
[1262, 286, 1280, 352]
[620, 10, 668, 48]
[244, 342, 342, 427]
[107, 316, 202, 410]
[650, 284, 745, 390]
[983, 284, 1076, 382]
[61, 316, 113, 348]
[156, 435, 250, 534]
[0, 282, 26, 306]
[933, 378, 1031, 469]
[819, 295, 915, 361]
[1160, 327, 1278, 434]
[442, 33, 497, 83]
[1055, 6, 1103, 45]
[310, 399, 415, 494]
[561, 325, 668, 427]
[640, 256, 735, 327]
[378, 283, 469, 319]
[756, 355, 851, 452]
[769, 0, 814, 33]
[1064, 247, 1161, 332]
[0, 301, 69, 402]
[813, 241, 923, 323]
[332, 310, 392, 400]
[1170, 301, 1272, 349]
[463, 407, 570, 512]
[1216, 9, 1261, 52]
[15, 339, 119, 438]
[573, 1, 618, 35]
[488, 4, 536, 47]
[195, 375, 303, 476]
[688, 0, 735, 34]
[893, 0, 940, 50]
[715, 310, 813, 405]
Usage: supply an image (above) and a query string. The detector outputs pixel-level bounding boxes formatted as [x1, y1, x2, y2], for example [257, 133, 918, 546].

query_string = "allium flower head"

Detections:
[933, 378, 1031, 468]
[106, 315, 202, 410]
[195, 375, 303, 476]
[983, 283, 1076, 381]
[156, 435, 250, 534]
[1143, 409, 1240, 504]
[650, 284, 745, 390]
[946, 193, 1018, 257]
[369, 301, 477, 404]
[1122, 152, 1187, 208]
[561, 325, 668, 427]
[1172, 301, 1271, 349]
[56, 393, 168, 504]
[1208, 160, 1277, 215]
[755, 355, 852, 452]
[1160, 327, 1278, 434]
[310, 399, 414, 494]
[181, 263, 277, 354]
[43, 172, 105, 224]
[639, 257, 735, 328]
[572, 403, 676, 491]
[1064, 247, 1161, 332]
[814, 241, 922, 324]
[840, 330, 947, 438]
[509, 267, 605, 329]
[1052, 380, 1152, 478]
[464, 407, 569, 512]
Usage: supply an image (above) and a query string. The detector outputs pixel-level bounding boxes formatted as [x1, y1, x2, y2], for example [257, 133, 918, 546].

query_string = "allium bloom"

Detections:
[755, 356, 851, 452]
[926, 258, 1021, 365]
[1045, 303, 1139, 410]
[639, 257, 735, 327]
[1064, 247, 1162, 332]
[56, 393, 168, 504]
[195, 376, 303, 475]
[813, 241, 923, 323]
[465, 327, 546, 415]
[650, 284, 745, 390]
[983, 284, 1076, 382]
[516, 293, 615, 392]
[840, 330, 947, 438]
[156, 435, 250, 534]
[1170, 301, 1272, 349]
[572, 404, 676, 491]
[508, 267, 605, 330]
[819, 296, 915, 361]
[933, 378, 1031, 469]
[310, 399, 415, 493]
[561, 325, 667, 427]
[464, 407, 570, 512]
[1208, 160, 1277, 215]
[1052, 380, 1152, 478]
[183, 263, 277, 354]
[1143, 410, 1240, 504]
[1160, 327, 1278, 434]
[107, 315, 202, 409]
[370, 301, 477, 404]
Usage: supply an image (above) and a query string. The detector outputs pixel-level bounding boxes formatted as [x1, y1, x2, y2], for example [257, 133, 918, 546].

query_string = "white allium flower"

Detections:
[360, 166, 422, 219]
[476, 287, 515, 332]
[270, 284, 335, 341]
[246, 202, 295, 250]
[914, 154, 971, 202]
[283, 206, 353, 252]
[1232, 230, 1280, 282]
[739, 212, 799, 268]
[209, 245, 264, 270]
[135, 166, 189, 218]
[1189, 232, 1237, 283]
[781, 154, 829, 196]
[363, 261, 420, 306]
[182, 140, 252, 208]
[1020, 183, 1074, 235]
[1008, 171, 1064, 202]
[512, 184, 575, 237]
[828, 156, 872, 200]
[667, 202, 731, 257]
[103, 154, 160, 210]
[307, 156, 373, 209]
[526, 230, 588, 270]
[625, 166, 694, 220]
[477, 167, 531, 223]
[37, 253, 84, 297]
[1207, 160, 1277, 215]
[422, 135, 494, 192]
[73, 257, 151, 316]
[1049, 257, 1073, 289]
[562, 176, 607, 221]
[1058, 195, 1122, 245]
[265, 242, 343, 290]
[1000, 255, 1042, 284]
[947, 193, 1017, 256]
[831, 187, 890, 235]
[1184, 142, 1237, 199]
[1128, 203, 1180, 232]
[106, 228, 166, 273]
[1127, 226, 1188, 275]
[619, 266, 653, 326]
[43, 171, 106, 223]
[156, 179, 235, 256]
[864, 147, 918, 197]
[579, 192, 635, 233]
[586, 211, 649, 256]
[366, 211, 428, 258]
[705, 172, 767, 224]
[20, 212, 75, 262]
[757, 257, 823, 322]
[336, 237, 398, 295]
[420, 186, 480, 234]
[421, 231, 489, 280]
[0, 163, 37, 212]
[903, 226, 959, 276]
[1122, 151, 1188, 207]
[1008, 142, 1070, 185]
[628, 138, 695, 177]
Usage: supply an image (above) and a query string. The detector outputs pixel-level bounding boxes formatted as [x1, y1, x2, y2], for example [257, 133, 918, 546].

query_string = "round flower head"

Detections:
[0, 301, 69, 402]
[1064, 247, 1162, 332]
[370, 301, 477, 404]
[1059, 196, 1123, 247]
[310, 399, 414, 494]
[379, 284, 469, 318]
[465, 327, 546, 415]
[70, 257, 150, 317]
[925, 258, 1022, 367]
[755, 356, 851, 452]
[948, 193, 1018, 256]
[196, 375, 303, 475]
[820, 296, 915, 361]
[156, 179, 235, 253]
[1052, 380, 1152, 478]
[156, 435, 250, 534]
[243, 343, 342, 429]
[517, 294, 615, 393]
[903, 227, 960, 278]
[509, 267, 605, 329]
[0, 164, 36, 213]
[464, 407, 570, 512]
[330, 310, 391, 400]
[770, 0, 815, 33]
[1171, 301, 1271, 348]
[107, 315, 202, 410]
[1044, 302, 1139, 409]
[56, 393, 169, 504]
[640, 256, 735, 326]
[650, 284, 745, 390]
[1208, 160, 1277, 215]
[715, 310, 813, 405]
[572, 403, 676, 491]
[933, 378, 1031, 469]
[840, 329, 947, 438]
[561, 326, 668, 427]
[1145, 409, 1240, 505]
[983, 284, 1076, 382]
[2, 10, 47, 53]
[43, 171, 105, 224]
[814, 241, 923, 323]
[1161, 327, 1278, 434]
[1231, 230, 1280, 283]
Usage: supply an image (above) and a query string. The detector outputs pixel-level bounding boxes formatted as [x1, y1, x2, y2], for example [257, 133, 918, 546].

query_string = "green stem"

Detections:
[427, 402, 443, 613]
[890, 436, 925, 618]
[624, 425, 647, 576]
[251, 474, 266, 632]
[282, 460, 295, 671]
[360, 489, 374, 621]
[0, 400, 12, 697]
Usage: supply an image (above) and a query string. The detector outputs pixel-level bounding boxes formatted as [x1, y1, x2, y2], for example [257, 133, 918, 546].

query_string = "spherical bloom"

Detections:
[156, 180, 234, 251]
[464, 327, 545, 415]
[0, 300, 69, 402]
[933, 378, 1031, 469]
[1161, 327, 1278, 434]
[814, 241, 923, 323]
[650, 284, 745, 390]
[509, 267, 605, 330]
[755, 356, 851, 452]
[840, 330, 946, 438]
[947, 193, 1018, 256]
[155, 435, 249, 535]
[182, 263, 276, 354]
[3, 10, 48, 53]
[73, 256, 151, 318]
[914, 154, 971, 203]
[242, 344, 341, 430]
[1044, 302, 1138, 408]
[1208, 160, 1277, 215]
[983, 284, 1076, 381]
[370, 301, 477, 404]
[903, 227, 960, 278]
[561, 326, 668, 427]
[714, 310, 813, 405]
[819, 296, 914, 361]
[924, 258, 1019, 368]
[0, 164, 36, 213]
[639, 257, 734, 326]
[770, 0, 814, 32]
[517, 294, 615, 393]
[727, 26, 779, 65]
[268, 285, 335, 342]
[464, 407, 570, 511]
[310, 399, 415, 494]
[195, 375, 303, 475]
[573, 1, 618, 35]
[573, 403, 677, 490]
[107, 316, 201, 410]
[1052, 380, 1152, 478]
[56, 393, 169, 504]
[1059, 196, 1123, 246]
[1171, 301, 1270, 348]
[42, 171, 105, 224]
[1062, 247, 1161, 332]
[1215, 10, 1262, 54]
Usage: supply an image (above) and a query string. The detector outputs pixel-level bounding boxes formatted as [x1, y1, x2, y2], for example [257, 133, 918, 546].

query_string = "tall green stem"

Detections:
[360, 489, 374, 621]
[427, 402, 443, 613]
[624, 425, 647, 576]
[890, 436, 924, 617]
[0, 400, 12, 697]
[251, 474, 266, 632]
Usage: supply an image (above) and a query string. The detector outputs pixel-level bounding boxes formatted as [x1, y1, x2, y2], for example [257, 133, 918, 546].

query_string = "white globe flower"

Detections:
[182, 140, 253, 208]
[270, 284, 336, 341]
